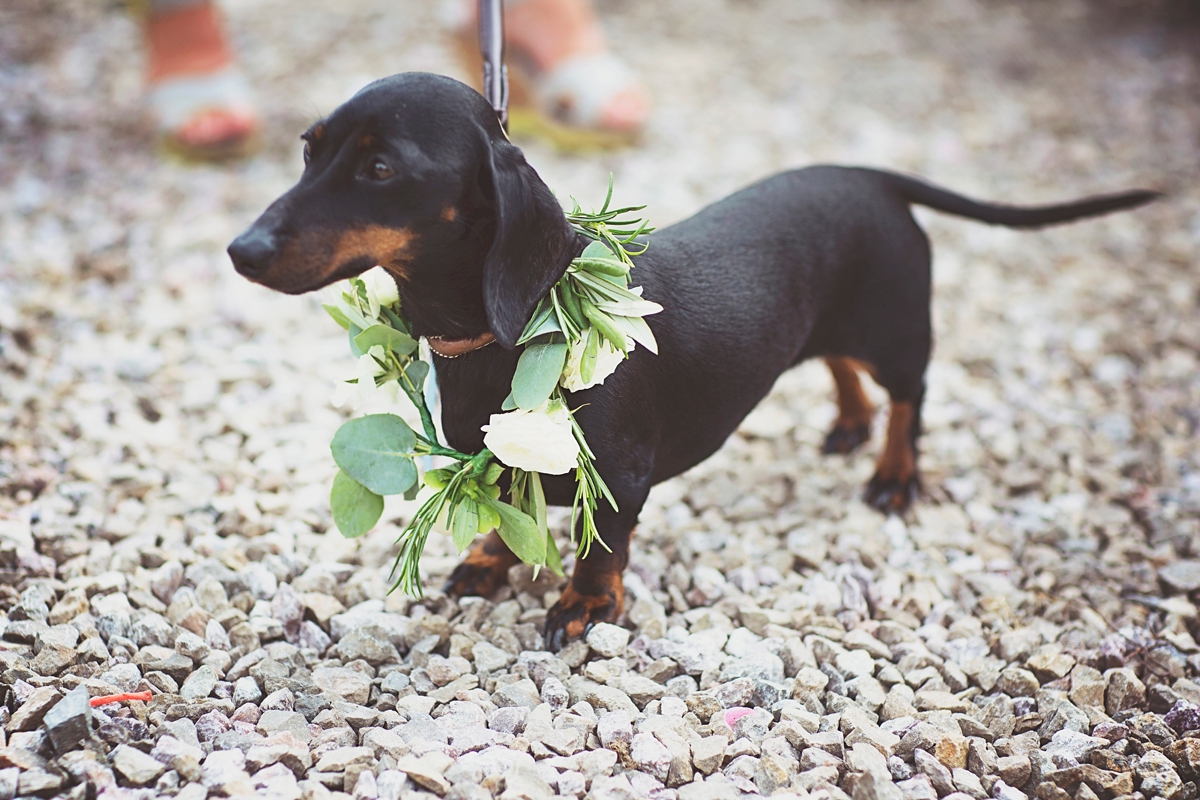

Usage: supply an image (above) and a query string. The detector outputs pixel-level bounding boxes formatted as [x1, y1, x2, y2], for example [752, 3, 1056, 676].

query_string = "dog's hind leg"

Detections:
[443, 531, 521, 599]
[822, 357, 875, 454]
[864, 384, 925, 513]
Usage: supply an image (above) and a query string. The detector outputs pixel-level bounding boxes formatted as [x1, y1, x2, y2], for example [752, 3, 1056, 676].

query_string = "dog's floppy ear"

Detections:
[480, 136, 574, 348]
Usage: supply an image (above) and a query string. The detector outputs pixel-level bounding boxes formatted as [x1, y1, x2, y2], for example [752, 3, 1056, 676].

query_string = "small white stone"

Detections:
[586, 623, 631, 658]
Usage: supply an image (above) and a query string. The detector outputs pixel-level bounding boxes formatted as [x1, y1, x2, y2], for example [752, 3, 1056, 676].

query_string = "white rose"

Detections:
[560, 331, 631, 392]
[360, 266, 399, 318]
[482, 402, 580, 474]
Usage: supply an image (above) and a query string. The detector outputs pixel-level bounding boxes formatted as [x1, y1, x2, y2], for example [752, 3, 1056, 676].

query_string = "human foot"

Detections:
[456, 0, 650, 148]
[144, 1, 259, 161]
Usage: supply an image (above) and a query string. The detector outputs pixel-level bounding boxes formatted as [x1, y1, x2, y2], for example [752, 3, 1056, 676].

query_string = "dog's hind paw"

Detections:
[543, 581, 624, 652]
[821, 422, 871, 455]
[864, 471, 920, 514]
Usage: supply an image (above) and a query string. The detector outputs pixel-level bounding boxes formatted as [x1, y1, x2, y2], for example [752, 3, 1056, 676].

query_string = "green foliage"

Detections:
[330, 470, 384, 538]
[324, 303, 352, 330]
[330, 414, 418, 496]
[354, 325, 417, 356]
[511, 340, 568, 410]
[488, 495, 546, 565]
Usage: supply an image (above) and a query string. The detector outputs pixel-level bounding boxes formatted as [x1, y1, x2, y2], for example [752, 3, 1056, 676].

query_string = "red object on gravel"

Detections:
[89, 691, 152, 707]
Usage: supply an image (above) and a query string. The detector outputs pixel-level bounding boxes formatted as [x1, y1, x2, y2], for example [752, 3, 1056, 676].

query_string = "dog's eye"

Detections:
[367, 160, 395, 181]
[302, 141, 312, 165]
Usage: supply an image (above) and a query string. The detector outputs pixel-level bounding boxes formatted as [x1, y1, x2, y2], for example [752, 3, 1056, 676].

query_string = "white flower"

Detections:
[332, 345, 399, 409]
[560, 331, 631, 392]
[482, 402, 579, 474]
[360, 266, 399, 319]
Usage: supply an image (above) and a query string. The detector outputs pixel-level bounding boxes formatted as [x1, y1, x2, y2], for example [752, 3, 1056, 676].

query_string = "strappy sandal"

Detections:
[452, 0, 650, 150]
[143, 1, 260, 162]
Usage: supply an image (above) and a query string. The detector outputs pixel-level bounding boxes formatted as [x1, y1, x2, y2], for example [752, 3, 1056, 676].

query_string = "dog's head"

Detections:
[228, 72, 574, 347]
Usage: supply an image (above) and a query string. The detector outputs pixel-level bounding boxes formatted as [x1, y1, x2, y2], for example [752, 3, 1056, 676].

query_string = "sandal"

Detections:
[452, 0, 650, 150]
[143, 1, 260, 162]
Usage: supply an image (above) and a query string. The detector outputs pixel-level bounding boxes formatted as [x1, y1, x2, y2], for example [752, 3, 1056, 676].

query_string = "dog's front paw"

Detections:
[543, 580, 624, 652]
[821, 422, 871, 455]
[864, 470, 920, 514]
[443, 531, 519, 599]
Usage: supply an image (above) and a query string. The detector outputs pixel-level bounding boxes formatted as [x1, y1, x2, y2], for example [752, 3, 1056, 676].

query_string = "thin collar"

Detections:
[427, 332, 497, 358]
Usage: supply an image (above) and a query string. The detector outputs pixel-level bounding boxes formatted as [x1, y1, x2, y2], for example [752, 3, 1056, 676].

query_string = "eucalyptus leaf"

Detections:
[404, 360, 430, 392]
[511, 341, 568, 410]
[348, 324, 364, 358]
[501, 391, 517, 411]
[324, 303, 352, 330]
[488, 498, 546, 565]
[330, 414, 418, 495]
[330, 470, 384, 538]
[354, 325, 417, 356]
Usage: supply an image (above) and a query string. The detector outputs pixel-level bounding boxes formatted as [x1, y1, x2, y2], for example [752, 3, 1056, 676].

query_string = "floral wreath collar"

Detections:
[321, 179, 658, 594]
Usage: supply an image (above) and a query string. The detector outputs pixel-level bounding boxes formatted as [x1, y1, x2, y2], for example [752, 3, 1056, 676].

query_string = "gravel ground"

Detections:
[3, 1, 1200, 800]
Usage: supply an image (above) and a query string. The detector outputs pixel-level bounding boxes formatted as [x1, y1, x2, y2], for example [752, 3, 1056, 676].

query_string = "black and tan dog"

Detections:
[228, 73, 1156, 648]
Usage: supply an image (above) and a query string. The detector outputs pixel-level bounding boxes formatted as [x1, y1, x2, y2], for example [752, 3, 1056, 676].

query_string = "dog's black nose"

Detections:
[228, 230, 278, 278]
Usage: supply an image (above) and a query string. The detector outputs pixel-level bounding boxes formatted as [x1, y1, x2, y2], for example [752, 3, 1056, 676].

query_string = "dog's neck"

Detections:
[430, 230, 589, 453]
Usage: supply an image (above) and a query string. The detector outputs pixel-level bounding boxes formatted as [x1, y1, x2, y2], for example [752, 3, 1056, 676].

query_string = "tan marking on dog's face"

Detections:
[440, 206, 458, 222]
[329, 226, 416, 278]
[260, 225, 415, 294]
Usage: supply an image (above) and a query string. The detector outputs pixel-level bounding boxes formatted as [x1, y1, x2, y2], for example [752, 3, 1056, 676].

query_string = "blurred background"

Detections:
[0, 0, 1197, 608]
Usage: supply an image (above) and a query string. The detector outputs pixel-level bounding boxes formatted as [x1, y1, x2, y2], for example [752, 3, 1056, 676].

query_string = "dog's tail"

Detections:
[880, 171, 1161, 229]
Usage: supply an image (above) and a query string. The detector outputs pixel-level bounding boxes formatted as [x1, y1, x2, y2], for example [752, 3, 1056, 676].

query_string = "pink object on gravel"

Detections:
[725, 707, 755, 727]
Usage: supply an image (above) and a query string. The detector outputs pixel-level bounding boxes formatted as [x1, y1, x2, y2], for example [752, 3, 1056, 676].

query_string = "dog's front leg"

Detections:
[543, 475, 649, 651]
[443, 530, 522, 599]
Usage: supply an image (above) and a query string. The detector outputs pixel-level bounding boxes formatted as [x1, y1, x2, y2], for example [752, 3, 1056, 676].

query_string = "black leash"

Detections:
[478, 0, 509, 131]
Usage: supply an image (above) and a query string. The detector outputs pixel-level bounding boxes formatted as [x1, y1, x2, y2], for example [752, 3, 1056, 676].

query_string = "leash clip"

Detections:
[478, 0, 509, 131]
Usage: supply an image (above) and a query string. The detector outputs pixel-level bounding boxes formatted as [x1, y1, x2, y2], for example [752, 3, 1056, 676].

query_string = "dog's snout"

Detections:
[228, 229, 278, 278]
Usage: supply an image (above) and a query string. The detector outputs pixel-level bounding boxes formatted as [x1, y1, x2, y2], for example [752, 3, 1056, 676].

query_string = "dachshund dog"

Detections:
[229, 73, 1156, 648]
